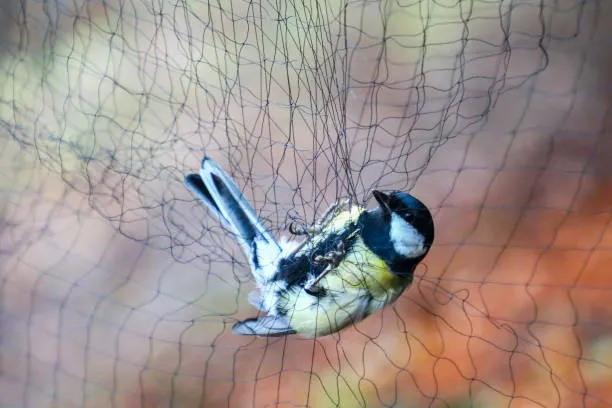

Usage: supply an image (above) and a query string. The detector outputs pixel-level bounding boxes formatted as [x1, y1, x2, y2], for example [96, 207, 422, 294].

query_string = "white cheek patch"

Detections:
[390, 213, 427, 258]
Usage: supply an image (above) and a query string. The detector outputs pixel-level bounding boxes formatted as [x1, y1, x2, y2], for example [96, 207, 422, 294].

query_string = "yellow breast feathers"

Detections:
[313, 205, 401, 298]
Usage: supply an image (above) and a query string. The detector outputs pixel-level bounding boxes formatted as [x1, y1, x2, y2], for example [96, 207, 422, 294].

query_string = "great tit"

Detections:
[185, 157, 435, 337]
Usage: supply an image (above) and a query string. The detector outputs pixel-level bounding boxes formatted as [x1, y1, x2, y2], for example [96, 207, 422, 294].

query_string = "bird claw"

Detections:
[305, 241, 346, 294]
[312, 241, 345, 268]
[296, 199, 352, 294]
[289, 222, 309, 236]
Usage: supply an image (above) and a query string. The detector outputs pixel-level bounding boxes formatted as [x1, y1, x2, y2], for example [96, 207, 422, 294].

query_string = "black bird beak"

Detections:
[372, 190, 391, 214]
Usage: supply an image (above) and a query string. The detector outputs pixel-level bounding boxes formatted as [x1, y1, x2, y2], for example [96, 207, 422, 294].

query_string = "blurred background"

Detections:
[1, 0, 612, 407]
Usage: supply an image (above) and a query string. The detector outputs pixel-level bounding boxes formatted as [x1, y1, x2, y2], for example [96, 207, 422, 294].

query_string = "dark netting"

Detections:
[1, 0, 611, 406]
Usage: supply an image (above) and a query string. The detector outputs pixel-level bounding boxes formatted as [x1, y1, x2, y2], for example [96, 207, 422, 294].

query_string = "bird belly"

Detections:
[275, 239, 410, 337]
[278, 287, 369, 337]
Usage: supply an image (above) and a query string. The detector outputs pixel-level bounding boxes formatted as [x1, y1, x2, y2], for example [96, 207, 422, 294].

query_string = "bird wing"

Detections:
[185, 157, 282, 283]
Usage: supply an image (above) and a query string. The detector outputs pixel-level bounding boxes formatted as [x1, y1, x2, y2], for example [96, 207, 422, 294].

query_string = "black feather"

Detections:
[185, 174, 220, 214]
[210, 173, 259, 244]
[272, 222, 361, 289]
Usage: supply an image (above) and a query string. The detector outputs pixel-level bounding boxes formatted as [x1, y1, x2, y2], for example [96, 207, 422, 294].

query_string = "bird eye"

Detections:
[403, 212, 415, 223]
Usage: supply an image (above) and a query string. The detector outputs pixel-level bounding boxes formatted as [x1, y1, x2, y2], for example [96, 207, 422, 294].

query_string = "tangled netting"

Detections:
[1, 0, 612, 407]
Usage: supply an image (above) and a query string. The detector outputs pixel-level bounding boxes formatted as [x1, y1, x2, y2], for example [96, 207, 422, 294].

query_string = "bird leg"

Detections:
[304, 241, 346, 294]
[312, 241, 346, 269]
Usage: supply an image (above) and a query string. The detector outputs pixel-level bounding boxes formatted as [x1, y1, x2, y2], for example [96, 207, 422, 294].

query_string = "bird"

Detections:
[185, 157, 435, 338]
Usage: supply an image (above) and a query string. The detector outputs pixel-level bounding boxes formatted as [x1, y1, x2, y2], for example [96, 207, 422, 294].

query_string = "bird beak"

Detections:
[372, 190, 391, 214]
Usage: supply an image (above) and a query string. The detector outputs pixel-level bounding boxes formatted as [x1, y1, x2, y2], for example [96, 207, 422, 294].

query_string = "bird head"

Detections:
[371, 190, 435, 265]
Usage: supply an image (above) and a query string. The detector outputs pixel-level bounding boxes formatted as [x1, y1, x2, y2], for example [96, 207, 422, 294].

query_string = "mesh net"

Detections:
[1, 0, 612, 406]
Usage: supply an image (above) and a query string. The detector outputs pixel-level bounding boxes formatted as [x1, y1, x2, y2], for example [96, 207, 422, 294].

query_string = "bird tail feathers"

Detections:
[185, 157, 282, 281]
